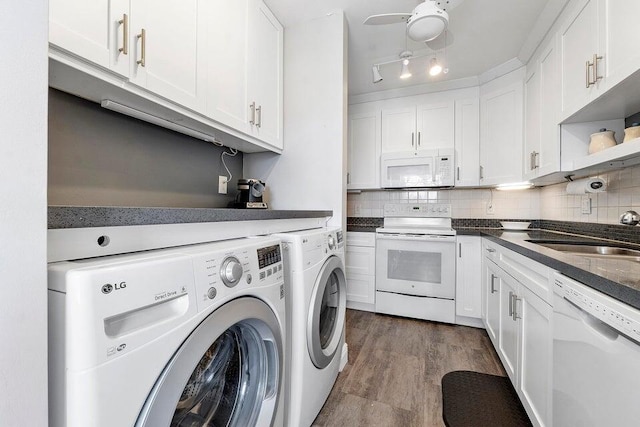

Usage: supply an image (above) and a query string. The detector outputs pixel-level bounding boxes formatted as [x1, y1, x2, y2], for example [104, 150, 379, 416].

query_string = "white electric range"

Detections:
[375, 203, 456, 323]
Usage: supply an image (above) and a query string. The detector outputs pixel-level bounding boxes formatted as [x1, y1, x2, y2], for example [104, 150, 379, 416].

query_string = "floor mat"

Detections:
[441, 370, 532, 427]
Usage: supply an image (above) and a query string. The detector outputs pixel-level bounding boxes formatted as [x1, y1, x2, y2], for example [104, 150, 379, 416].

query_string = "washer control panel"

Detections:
[190, 237, 283, 311]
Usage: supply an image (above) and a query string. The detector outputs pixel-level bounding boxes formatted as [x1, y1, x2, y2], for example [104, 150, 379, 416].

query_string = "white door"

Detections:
[454, 98, 480, 187]
[308, 256, 347, 369]
[484, 259, 501, 345]
[538, 37, 561, 177]
[247, 0, 284, 149]
[600, 0, 640, 91]
[518, 285, 553, 427]
[381, 107, 416, 153]
[202, 0, 250, 133]
[416, 101, 455, 150]
[348, 111, 381, 190]
[50, 0, 130, 77]
[480, 81, 524, 186]
[523, 66, 541, 180]
[455, 236, 482, 319]
[499, 272, 519, 384]
[560, 0, 599, 119]
[129, 0, 204, 111]
[136, 298, 283, 427]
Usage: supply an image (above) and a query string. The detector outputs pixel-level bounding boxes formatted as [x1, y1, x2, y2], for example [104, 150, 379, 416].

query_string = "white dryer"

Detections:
[48, 236, 286, 427]
[275, 227, 347, 427]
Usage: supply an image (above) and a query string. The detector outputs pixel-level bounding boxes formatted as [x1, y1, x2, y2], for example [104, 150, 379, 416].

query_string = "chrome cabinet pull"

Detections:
[586, 60, 591, 88]
[458, 242, 462, 258]
[534, 151, 540, 169]
[136, 28, 146, 66]
[490, 274, 497, 294]
[456, 166, 460, 181]
[479, 165, 484, 180]
[508, 291, 514, 317]
[418, 131, 421, 147]
[249, 102, 256, 125]
[256, 105, 262, 128]
[486, 248, 496, 253]
[513, 294, 522, 320]
[411, 132, 415, 147]
[347, 173, 350, 184]
[530, 152, 535, 170]
[118, 14, 128, 55]
[593, 53, 603, 84]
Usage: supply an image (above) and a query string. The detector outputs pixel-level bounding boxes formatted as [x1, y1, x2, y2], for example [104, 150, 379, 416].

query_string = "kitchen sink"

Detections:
[526, 240, 640, 262]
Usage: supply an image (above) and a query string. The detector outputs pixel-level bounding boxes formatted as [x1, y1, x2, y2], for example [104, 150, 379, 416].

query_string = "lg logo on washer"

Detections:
[101, 281, 127, 294]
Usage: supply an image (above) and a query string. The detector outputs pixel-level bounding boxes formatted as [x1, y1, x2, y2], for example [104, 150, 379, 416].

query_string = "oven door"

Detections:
[375, 233, 456, 299]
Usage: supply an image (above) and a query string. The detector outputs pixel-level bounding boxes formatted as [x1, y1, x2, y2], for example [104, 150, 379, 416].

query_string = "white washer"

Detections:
[275, 227, 347, 427]
[48, 236, 286, 427]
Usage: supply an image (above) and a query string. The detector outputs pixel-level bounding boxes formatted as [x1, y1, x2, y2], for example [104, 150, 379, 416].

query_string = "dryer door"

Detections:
[136, 297, 282, 427]
[307, 255, 347, 369]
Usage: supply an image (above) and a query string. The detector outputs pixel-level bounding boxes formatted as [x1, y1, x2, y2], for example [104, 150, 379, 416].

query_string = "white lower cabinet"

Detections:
[482, 239, 552, 427]
[345, 232, 375, 311]
[455, 235, 482, 326]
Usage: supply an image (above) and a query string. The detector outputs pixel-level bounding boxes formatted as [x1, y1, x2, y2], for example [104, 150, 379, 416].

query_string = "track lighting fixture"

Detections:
[372, 65, 383, 83]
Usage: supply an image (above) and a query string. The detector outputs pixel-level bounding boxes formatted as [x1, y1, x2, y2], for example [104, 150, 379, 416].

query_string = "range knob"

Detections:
[328, 235, 336, 250]
[220, 257, 243, 288]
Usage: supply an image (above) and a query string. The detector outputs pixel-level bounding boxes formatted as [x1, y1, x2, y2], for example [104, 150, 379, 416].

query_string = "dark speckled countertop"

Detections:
[49, 206, 332, 229]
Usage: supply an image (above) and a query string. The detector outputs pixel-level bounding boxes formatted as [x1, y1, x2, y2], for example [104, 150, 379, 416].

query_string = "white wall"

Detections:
[0, 1, 49, 425]
[243, 10, 347, 228]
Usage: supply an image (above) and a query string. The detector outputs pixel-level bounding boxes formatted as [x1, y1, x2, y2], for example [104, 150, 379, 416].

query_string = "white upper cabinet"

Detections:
[50, 0, 130, 77]
[381, 107, 416, 153]
[524, 35, 561, 181]
[382, 102, 454, 153]
[454, 98, 480, 187]
[129, 0, 204, 111]
[247, 0, 284, 149]
[416, 101, 455, 150]
[560, 0, 600, 119]
[480, 70, 524, 186]
[347, 110, 381, 190]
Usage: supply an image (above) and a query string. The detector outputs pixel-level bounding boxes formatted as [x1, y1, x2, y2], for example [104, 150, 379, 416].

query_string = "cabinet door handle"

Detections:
[118, 14, 128, 55]
[136, 28, 146, 66]
[529, 152, 534, 170]
[456, 166, 460, 181]
[411, 132, 415, 147]
[458, 242, 462, 258]
[593, 53, 603, 84]
[490, 274, 497, 294]
[508, 291, 514, 317]
[249, 102, 256, 125]
[418, 131, 421, 147]
[513, 294, 521, 321]
[347, 173, 350, 184]
[486, 248, 496, 253]
[534, 151, 540, 169]
[256, 105, 262, 128]
[586, 60, 591, 88]
[479, 165, 484, 180]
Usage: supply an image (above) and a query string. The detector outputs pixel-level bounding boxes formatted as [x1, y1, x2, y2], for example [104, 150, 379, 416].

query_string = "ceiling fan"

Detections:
[363, 0, 462, 42]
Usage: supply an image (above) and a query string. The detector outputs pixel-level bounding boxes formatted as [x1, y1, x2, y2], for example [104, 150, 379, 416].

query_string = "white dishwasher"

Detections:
[552, 272, 640, 426]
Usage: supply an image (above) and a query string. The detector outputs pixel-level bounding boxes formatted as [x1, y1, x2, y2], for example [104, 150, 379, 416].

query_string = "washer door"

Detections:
[136, 297, 282, 427]
[307, 255, 347, 369]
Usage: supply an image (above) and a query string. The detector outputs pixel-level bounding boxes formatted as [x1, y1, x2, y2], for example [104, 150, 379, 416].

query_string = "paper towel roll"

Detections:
[566, 178, 607, 194]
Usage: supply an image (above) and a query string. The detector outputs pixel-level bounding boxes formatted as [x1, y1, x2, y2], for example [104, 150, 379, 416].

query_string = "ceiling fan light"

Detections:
[407, 3, 448, 42]
[429, 58, 442, 76]
[372, 65, 383, 83]
[400, 59, 412, 79]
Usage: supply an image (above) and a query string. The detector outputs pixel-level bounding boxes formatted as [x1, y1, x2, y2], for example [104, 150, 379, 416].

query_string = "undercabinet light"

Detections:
[101, 100, 220, 144]
[495, 182, 534, 191]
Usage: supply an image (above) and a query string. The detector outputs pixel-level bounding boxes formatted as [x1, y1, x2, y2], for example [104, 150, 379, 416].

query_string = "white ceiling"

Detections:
[264, 0, 556, 96]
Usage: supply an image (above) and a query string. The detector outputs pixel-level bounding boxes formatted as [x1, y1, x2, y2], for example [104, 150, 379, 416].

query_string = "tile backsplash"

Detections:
[347, 163, 640, 225]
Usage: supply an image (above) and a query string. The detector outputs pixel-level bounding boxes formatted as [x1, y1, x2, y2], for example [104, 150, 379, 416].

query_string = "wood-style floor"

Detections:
[313, 310, 506, 427]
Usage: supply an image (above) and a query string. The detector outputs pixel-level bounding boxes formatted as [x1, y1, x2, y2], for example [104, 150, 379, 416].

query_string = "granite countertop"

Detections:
[49, 206, 332, 229]
[458, 227, 640, 311]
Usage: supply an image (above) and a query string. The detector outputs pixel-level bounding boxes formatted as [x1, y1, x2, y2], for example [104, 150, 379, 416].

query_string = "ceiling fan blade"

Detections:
[363, 13, 412, 25]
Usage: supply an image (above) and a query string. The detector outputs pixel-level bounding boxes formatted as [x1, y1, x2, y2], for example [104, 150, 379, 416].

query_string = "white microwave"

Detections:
[380, 149, 454, 188]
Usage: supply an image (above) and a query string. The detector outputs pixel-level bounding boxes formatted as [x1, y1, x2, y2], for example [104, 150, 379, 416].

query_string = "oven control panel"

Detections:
[383, 203, 451, 217]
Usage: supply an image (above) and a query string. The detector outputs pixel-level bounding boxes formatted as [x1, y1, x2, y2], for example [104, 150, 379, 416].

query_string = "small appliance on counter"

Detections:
[230, 178, 267, 209]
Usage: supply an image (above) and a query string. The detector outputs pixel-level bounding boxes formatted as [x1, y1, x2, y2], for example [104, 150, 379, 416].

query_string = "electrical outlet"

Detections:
[218, 176, 228, 194]
[581, 196, 591, 214]
[486, 202, 495, 215]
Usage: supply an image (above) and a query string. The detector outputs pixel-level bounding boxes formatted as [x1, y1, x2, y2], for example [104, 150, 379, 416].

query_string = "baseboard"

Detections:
[346, 300, 375, 312]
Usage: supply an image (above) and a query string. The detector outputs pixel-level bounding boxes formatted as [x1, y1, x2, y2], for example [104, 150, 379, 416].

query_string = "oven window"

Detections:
[387, 250, 441, 283]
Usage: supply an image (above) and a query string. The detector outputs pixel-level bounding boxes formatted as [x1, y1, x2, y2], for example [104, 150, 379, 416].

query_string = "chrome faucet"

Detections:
[620, 210, 640, 226]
